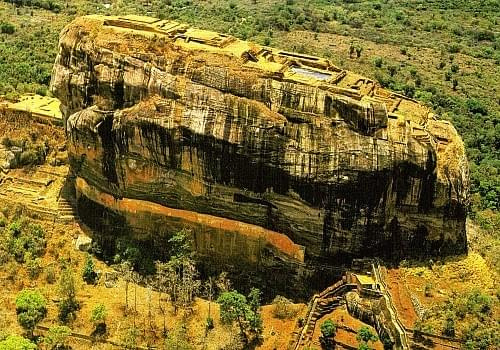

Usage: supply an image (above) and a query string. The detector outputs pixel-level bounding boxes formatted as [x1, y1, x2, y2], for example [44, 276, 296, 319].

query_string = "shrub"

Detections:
[58, 267, 79, 323]
[471, 29, 495, 42]
[320, 319, 337, 349]
[0, 335, 36, 350]
[357, 326, 378, 344]
[272, 295, 295, 319]
[58, 298, 79, 324]
[82, 254, 97, 284]
[15, 289, 47, 337]
[320, 319, 337, 337]
[348, 13, 363, 29]
[46, 265, 57, 284]
[218, 289, 263, 341]
[387, 65, 398, 77]
[19, 151, 38, 166]
[0, 22, 15, 34]
[451, 64, 459, 73]
[403, 84, 416, 98]
[25, 253, 42, 279]
[448, 43, 461, 53]
[205, 316, 214, 331]
[466, 98, 488, 115]
[374, 57, 383, 68]
[443, 317, 455, 337]
[7, 220, 46, 263]
[90, 303, 107, 335]
[44, 326, 71, 350]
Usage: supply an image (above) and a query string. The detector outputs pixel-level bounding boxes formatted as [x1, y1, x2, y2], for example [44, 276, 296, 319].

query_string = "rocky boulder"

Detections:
[50, 15, 468, 294]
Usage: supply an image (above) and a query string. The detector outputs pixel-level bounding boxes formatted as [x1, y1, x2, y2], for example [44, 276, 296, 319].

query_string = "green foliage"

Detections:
[387, 64, 398, 77]
[6, 218, 46, 263]
[373, 56, 383, 68]
[218, 290, 249, 325]
[2, 0, 62, 12]
[90, 303, 107, 335]
[320, 319, 337, 337]
[217, 289, 263, 341]
[0, 335, 36, 350]
[44, 325, 71, 350]
[82, 254, 97, 284]
[357, 326, 378, 349]
[45, 265, 57, 284]
[0, 21, 15, 34]
[58, 298, 79, 324]
[466, 98, 488, 115]
[418, 288, 498, 348]
[168, 228, 192, 259]
[443, 316, 455, 337]
[320, 319, 337, 349]
[25, 252, 42, 279]
[205, 316, 214, 331]
[57, 267, 79, 323]
[90, 303, 106, 325]
[15, 289, 47, 336]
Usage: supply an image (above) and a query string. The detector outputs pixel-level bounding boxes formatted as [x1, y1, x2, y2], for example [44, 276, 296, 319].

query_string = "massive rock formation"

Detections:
[51, 15, 468, 294]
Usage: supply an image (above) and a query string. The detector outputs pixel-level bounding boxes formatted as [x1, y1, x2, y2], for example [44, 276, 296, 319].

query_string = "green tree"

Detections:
[0, 335, 36, 350]
[320, 319, 337, 350]
[82, 254, 97, 284]
[218, 290, 248, 325]
[357, 326, 378, 349]
[58, 267, 79, 323]
[44, 325, 71, 350]
[90, 303, 107, 335]
[15, 289, 47, 338]
[168, 228, 192, 258]
[217, 289, 263, 344]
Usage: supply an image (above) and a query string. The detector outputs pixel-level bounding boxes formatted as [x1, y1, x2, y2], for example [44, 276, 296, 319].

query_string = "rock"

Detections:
[75, 234, 92, 252]
[51, 15, 469, 295]
[104, 271, 118, 288]
[2, 151, 15, 169]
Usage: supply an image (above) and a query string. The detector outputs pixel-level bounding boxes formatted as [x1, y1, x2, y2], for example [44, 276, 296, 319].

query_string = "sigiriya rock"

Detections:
[50, 15, 469, 295]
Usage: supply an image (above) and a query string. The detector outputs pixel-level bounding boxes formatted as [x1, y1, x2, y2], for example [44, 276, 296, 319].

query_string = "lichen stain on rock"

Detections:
[51, 15, 469, 289]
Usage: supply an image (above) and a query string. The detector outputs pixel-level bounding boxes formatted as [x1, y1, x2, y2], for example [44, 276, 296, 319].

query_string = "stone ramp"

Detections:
[290, 279, 357, 350]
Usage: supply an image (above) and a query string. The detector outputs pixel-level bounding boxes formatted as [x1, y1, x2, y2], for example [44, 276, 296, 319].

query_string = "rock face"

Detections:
[51, 15, 468, 293]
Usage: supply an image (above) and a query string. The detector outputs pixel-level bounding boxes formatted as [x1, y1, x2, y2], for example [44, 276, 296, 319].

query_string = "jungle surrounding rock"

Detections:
[50, 15, 469, 294]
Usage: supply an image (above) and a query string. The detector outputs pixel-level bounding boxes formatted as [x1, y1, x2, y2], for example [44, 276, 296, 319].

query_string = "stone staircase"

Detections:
[57, 175, 79, 223]
[58, 196, 79, 223]
[292, 280, 357, 350]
